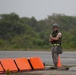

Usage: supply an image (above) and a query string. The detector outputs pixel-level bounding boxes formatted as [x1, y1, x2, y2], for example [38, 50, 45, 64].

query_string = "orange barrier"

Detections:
[0, 63, 4, 73]
[57, 55, 62, 68]
[1, 58, 18, 72]
[14, 58, 32, 71]
[29, 57, 45, 70]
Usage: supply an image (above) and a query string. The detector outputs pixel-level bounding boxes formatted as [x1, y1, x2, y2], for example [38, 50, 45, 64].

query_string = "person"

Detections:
[49, 23, 62, 68]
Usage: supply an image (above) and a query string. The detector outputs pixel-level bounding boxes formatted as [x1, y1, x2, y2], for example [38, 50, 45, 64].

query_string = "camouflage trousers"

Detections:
[51, 46, 59, 66]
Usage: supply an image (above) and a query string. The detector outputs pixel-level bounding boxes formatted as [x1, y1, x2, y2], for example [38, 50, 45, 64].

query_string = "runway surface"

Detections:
[0, 51, 76, 66]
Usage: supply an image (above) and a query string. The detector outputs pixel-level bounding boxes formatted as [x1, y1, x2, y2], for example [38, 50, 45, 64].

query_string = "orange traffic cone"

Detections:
[57, 55, 62, 68]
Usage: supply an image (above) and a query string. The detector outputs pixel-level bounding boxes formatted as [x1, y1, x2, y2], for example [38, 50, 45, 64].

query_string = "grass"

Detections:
[5, 72, 71, 75]
[9, 72, 41, 75]
[5, 72, 73, 75]
[0, 47, 76, 51]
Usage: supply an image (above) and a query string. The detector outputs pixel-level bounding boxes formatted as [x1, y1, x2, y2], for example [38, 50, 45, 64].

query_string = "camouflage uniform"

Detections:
[49, 23, 62, 68]
[51, 46, 58, 68]
[51, 31, 62, 68]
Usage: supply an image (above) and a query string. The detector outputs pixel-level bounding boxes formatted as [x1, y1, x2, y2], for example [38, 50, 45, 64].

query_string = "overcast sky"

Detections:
[0, 0, 76, 20]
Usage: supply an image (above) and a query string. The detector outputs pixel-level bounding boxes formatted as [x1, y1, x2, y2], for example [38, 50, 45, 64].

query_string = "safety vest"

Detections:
[51, 30, 62, 45]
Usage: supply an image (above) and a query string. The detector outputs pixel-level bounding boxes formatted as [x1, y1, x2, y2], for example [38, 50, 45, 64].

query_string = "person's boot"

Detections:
[54, 64, 58, 69]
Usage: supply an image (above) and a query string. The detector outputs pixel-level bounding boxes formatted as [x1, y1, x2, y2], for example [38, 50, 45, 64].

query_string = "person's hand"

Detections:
[49, 38, 54, 42]
[51, 39, 54, 41]
[49, 34, 54, 42]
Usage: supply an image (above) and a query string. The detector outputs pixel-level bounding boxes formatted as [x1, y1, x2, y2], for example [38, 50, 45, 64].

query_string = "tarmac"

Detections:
[0, 51, 76, 66]
[0, 51, 76, 75]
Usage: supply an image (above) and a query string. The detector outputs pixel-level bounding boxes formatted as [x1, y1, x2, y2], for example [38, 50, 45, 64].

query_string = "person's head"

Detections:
[53, 23, 59, 31]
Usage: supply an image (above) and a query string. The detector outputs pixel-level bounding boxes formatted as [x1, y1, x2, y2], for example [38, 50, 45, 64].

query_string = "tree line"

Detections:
[0, 13, 76, 50]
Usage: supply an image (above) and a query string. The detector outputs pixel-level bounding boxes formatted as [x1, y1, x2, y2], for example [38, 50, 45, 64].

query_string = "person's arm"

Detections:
[51, 32, 62, 41]
[49, 34, 54, 42]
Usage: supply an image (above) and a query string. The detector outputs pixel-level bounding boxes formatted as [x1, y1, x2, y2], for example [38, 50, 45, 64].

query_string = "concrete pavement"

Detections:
[0, 51, 76, 66]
